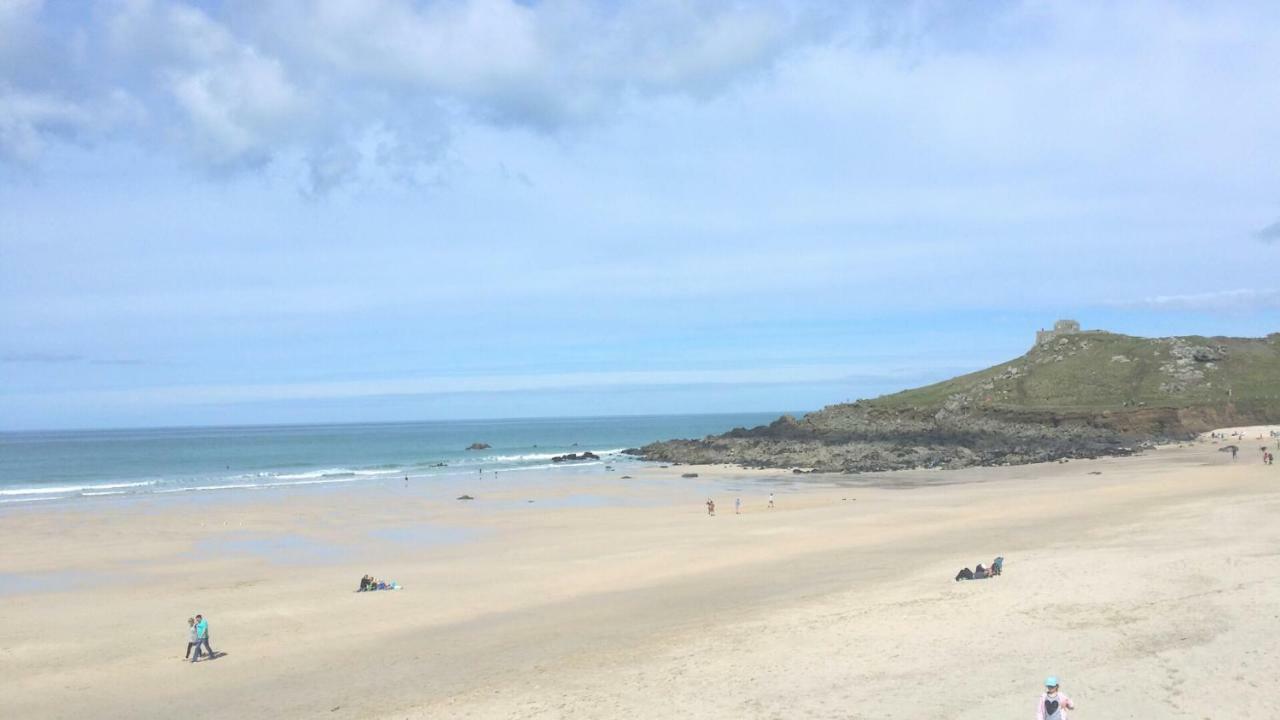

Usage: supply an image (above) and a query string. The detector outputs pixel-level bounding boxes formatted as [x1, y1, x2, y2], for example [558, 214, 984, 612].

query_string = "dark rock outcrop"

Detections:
[551, 451, 600, 463]
[466, 443, 491, 451]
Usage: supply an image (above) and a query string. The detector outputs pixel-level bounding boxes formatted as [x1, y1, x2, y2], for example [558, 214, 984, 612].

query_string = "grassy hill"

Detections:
[640, 327, 1280, 472]
[816, 329, 1280, 435]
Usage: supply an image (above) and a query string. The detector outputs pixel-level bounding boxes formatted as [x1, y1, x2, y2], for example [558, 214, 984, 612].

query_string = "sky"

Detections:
[1, 0, 1279, 431]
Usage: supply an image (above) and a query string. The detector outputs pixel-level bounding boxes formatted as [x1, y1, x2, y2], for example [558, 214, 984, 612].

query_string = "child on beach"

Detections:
[1036, 677, 1074, 719]
[185, 618, 198, 660]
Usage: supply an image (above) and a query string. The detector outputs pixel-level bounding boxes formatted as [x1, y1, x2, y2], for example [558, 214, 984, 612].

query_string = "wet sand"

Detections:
[2, 430, 1278, 718]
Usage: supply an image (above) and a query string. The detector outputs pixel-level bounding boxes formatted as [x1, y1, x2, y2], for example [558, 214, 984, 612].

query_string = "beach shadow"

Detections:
[189, 651, 228, 661]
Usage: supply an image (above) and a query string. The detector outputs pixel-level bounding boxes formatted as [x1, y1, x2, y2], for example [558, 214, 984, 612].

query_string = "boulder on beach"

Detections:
[681, 472, 699, 478]
[456, 494, 475, 500]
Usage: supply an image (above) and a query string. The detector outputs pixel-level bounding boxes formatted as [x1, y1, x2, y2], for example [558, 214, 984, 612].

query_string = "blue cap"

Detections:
[1045, 676, 1059, 687]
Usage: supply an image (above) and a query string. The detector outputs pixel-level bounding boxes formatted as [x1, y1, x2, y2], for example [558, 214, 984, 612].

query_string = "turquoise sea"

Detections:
[0, 413, 788, 505]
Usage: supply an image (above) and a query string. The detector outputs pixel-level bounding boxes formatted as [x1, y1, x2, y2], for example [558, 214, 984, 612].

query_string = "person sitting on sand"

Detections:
[358, 575, 372, 592]
[992, 556, 1004, 576]
[1036, 676, 1074, 719]
[955, 567, 973, 581]
[973, 563, 988, 579]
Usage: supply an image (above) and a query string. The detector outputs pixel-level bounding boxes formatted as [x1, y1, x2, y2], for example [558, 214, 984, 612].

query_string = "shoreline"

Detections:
[2, 428, 1278, 718]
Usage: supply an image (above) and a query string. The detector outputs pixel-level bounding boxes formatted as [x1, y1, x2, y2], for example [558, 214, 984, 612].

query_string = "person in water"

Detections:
[1036, 676, 1074, 719]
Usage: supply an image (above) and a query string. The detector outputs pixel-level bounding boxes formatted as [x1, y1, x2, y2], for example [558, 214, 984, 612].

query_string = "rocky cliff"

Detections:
[638, 328, 1280, 473]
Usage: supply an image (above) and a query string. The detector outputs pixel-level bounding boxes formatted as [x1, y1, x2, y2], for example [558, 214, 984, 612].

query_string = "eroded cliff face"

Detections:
[638, 330, 1280, 473]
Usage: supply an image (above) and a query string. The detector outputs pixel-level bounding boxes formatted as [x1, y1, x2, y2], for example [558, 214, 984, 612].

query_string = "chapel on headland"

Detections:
[1035, 319, 1084, 345]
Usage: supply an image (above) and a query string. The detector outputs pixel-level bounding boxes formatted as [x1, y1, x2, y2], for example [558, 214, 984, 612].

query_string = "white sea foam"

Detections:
[273, 467, 404, 481]
[154, 476, 362, 493]
[498, 461, 605, 473]
[476, 448, 630, 464]
[0, 480, 155, 497]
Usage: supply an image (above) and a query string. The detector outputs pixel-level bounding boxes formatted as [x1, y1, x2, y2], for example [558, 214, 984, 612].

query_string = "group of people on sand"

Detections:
[706, 492, 775, 516]
[184, 614, 214, 663]
[955, 556, 1003, 581]
[357, 574, 400, 592]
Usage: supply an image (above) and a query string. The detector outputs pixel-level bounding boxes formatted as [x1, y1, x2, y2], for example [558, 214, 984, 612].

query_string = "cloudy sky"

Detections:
[2, 0, 1278, 431]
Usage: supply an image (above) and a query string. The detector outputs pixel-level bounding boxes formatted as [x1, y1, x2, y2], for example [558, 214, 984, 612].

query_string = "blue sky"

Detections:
[2, 0, 1278, 431]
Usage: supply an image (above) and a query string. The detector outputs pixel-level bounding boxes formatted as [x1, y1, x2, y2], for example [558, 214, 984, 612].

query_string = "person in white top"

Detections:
[768, 492, 774, 509]
[1036, 676, 1074, 720]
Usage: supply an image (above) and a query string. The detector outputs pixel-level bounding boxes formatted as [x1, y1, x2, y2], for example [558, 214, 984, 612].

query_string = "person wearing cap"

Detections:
[1036, 676, 1074, 719]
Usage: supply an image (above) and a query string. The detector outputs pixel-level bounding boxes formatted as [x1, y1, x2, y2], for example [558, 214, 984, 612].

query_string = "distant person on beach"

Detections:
[1232, 446, 1238, 461]
[195, 614, 213, 659]
[768, 492, 775, 509]
[1036, 677, 1074, 719]
[185, 617, 198, 660]
[735, 497, 741, 514]
[706, 499, 715, 516]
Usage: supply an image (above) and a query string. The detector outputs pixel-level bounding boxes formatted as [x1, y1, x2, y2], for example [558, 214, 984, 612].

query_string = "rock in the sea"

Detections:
[551, 451, 600, 463]
[466, 443, 491, 451]
[620, 475, 633, 479]
[456, 495, 475, 500]
[681, 472, 699, 478]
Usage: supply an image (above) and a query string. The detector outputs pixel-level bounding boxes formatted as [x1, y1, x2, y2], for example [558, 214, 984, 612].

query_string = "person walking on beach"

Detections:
[195, 614, 213, 659]
[1036, 676, 1074, 719]
[768, 492, 775, 509]
[185, 617, 198, 660]
[735, 497, 741, 514]
[706, 499, 715, 516]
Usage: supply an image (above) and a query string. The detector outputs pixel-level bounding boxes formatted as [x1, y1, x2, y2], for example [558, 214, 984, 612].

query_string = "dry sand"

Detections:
[2, 429, 1279, 719]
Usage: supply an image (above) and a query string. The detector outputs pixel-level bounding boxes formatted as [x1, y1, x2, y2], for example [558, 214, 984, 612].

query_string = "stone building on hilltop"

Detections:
[1036, 319, 1083, 345]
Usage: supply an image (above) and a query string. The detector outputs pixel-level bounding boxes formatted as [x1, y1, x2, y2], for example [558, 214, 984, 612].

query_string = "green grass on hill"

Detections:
[854, 331, 1280, 414]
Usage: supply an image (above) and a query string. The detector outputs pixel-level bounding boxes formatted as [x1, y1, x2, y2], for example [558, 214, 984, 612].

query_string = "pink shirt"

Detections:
[1036, 692, 1073, 720]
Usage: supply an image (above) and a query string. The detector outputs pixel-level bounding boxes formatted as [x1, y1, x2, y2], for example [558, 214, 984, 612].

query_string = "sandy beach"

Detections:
[3, 429, 1279, 719]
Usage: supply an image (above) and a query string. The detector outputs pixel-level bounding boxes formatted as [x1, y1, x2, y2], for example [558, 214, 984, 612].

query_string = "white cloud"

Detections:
[2, 0, 818, 178]
[1128, 289, 1280, 312]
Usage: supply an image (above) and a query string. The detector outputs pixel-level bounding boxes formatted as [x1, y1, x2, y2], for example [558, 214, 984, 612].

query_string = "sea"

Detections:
[0, 413, 788, 505]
